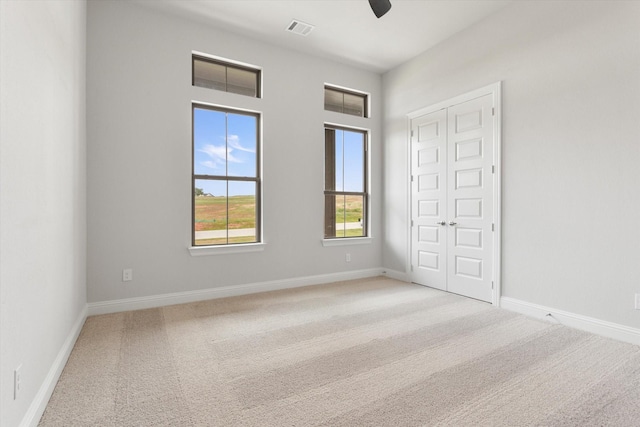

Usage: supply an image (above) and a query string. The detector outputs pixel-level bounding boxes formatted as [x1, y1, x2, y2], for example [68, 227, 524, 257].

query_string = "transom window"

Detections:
[324, 85, 368, 118]
[193, 55, 261, 98]
[324, 125, 368, 238]
[192, 104, 261, 246]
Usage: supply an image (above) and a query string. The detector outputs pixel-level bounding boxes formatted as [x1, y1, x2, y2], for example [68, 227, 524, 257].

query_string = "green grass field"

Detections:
[334, 195, 364, 224]
[331, 195, 364, 237]
[194, 195, 256, 231]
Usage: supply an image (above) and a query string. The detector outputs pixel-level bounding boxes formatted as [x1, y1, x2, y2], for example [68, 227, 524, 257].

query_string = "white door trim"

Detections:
[407, 82, 502, 306]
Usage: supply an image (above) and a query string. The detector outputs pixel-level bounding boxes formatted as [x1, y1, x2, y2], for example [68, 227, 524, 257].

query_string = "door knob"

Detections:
[449, 221, 457, 226]
[436, 221, 446, 226]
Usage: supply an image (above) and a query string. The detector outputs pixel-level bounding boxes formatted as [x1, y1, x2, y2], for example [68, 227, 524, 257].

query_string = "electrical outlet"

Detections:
[14, 365, 22, 400]
[635, 293, 640, 310]
[346, 253, 351, 262]
[122, 268, 133, 282]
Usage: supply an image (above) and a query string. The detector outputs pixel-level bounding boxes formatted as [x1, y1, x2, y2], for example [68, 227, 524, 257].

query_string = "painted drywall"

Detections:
[383, 1, 640, 329]
[86, 1, 382, 303]
[0, 1, 87, 426]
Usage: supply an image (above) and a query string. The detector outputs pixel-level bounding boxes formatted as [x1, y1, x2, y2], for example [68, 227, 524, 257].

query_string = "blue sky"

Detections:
[333, 129, 365, 192]
[194, 107, 257, 196]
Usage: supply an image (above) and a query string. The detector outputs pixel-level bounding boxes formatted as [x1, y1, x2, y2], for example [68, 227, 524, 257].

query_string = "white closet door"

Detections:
[410, 92, 495, 303]
[410, 108, 447, 291]
[446, 94, 494, 302]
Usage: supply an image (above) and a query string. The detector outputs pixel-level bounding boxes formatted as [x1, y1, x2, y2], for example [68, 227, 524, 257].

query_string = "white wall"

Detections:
[86, 1, 382, 304]
[383, 1, 640, 329]
[0, 1, 87, 426]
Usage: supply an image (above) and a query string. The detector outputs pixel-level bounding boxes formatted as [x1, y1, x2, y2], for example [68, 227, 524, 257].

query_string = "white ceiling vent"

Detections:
[286, 19, 314, 36]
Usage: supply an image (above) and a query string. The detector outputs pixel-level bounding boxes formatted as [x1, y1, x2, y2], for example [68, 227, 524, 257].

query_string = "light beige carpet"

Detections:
[40, 277, 640, 426]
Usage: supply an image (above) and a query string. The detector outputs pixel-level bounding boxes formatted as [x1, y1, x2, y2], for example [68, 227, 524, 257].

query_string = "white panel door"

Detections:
[446, 94, 494, 302]
[411, 109, 447, 291]
[410, 92, 495, 303]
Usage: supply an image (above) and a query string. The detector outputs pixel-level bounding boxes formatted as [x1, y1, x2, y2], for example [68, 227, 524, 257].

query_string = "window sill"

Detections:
[322, 237, 372, 247]
[188, 242, 266, 256]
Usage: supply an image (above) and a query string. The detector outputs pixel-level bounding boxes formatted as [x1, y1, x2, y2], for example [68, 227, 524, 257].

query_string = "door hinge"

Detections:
[411, 220, 414, 227]
[492, 281, 494, 290]
[411, 130, 414, 138]
[491, 107, 495, 116]
[492, 165, 495, 174]
[411, 175, 414, 182]
[492, 223, 495, 232]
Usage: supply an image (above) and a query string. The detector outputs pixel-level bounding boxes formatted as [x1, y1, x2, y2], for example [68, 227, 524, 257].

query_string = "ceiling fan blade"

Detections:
[369, 0, 392, 18]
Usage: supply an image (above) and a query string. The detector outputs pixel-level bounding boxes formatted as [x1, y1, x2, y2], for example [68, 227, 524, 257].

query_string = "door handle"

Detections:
[449, 221, 457, 226]
[436, 221, 446, 226]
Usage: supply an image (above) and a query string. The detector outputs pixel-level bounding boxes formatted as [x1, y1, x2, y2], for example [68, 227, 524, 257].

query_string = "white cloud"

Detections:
[198, 135, 254, 171]
[227, 134, 256, 153]
[200, 144, 226, 160]
[199, 144, 241, 170]
[201, 160, 218, 169]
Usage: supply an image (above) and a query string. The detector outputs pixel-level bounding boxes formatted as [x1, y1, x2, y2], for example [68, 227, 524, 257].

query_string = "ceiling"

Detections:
[136, 0, 513, 74]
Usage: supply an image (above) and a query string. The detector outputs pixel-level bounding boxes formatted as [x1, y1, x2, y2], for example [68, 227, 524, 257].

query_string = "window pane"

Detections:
[334, 130, 345, 191]
[194, 180, 227, 246]
[324, 195, 333, 237]
[325, 129, 336, 191]
[324, 194, 365, 238]
[344, 195, 364, 237]
[193, 58, 226, 91]
[336, 194, 346, 238]
[324, 88, 343, 113]
[228, 181, 257, 244]
[343, 92, 365, 117]
[193, 56, 260, 98]
[325, 128, 365, 192]
[227, 113, 257, 177]
[194, 108, 227, 176]
[325, 86, 368, 117]
[343, 130, 364, 192]
[227, 67, 257, 97]
[324, 194, 343, 238]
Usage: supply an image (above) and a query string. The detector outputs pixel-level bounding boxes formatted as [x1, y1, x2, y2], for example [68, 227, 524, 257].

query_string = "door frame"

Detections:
[407, 82, 502, 306]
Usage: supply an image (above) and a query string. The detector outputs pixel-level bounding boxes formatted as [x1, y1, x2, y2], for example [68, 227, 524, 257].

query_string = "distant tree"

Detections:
[195, 187, 204, 196]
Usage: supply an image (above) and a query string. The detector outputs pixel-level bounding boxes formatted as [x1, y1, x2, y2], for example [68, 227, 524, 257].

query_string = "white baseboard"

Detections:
[88, 268, 384, 316]
[382, 268, 410, 282]
[501, 297, 640, 347]
[21, 305, 87, 427]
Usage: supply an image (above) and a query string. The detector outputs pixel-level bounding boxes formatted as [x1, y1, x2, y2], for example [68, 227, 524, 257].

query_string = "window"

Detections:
[193, 55, 261, 98]
[324, 85, 368, 117]
[193, 104, 260, 246]
[324, 125, 368, 238]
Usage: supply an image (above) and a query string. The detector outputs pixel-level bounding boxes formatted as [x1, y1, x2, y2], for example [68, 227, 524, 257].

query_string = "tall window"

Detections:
[324, 125, 368, 238]
[193, 104, 260, 246]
